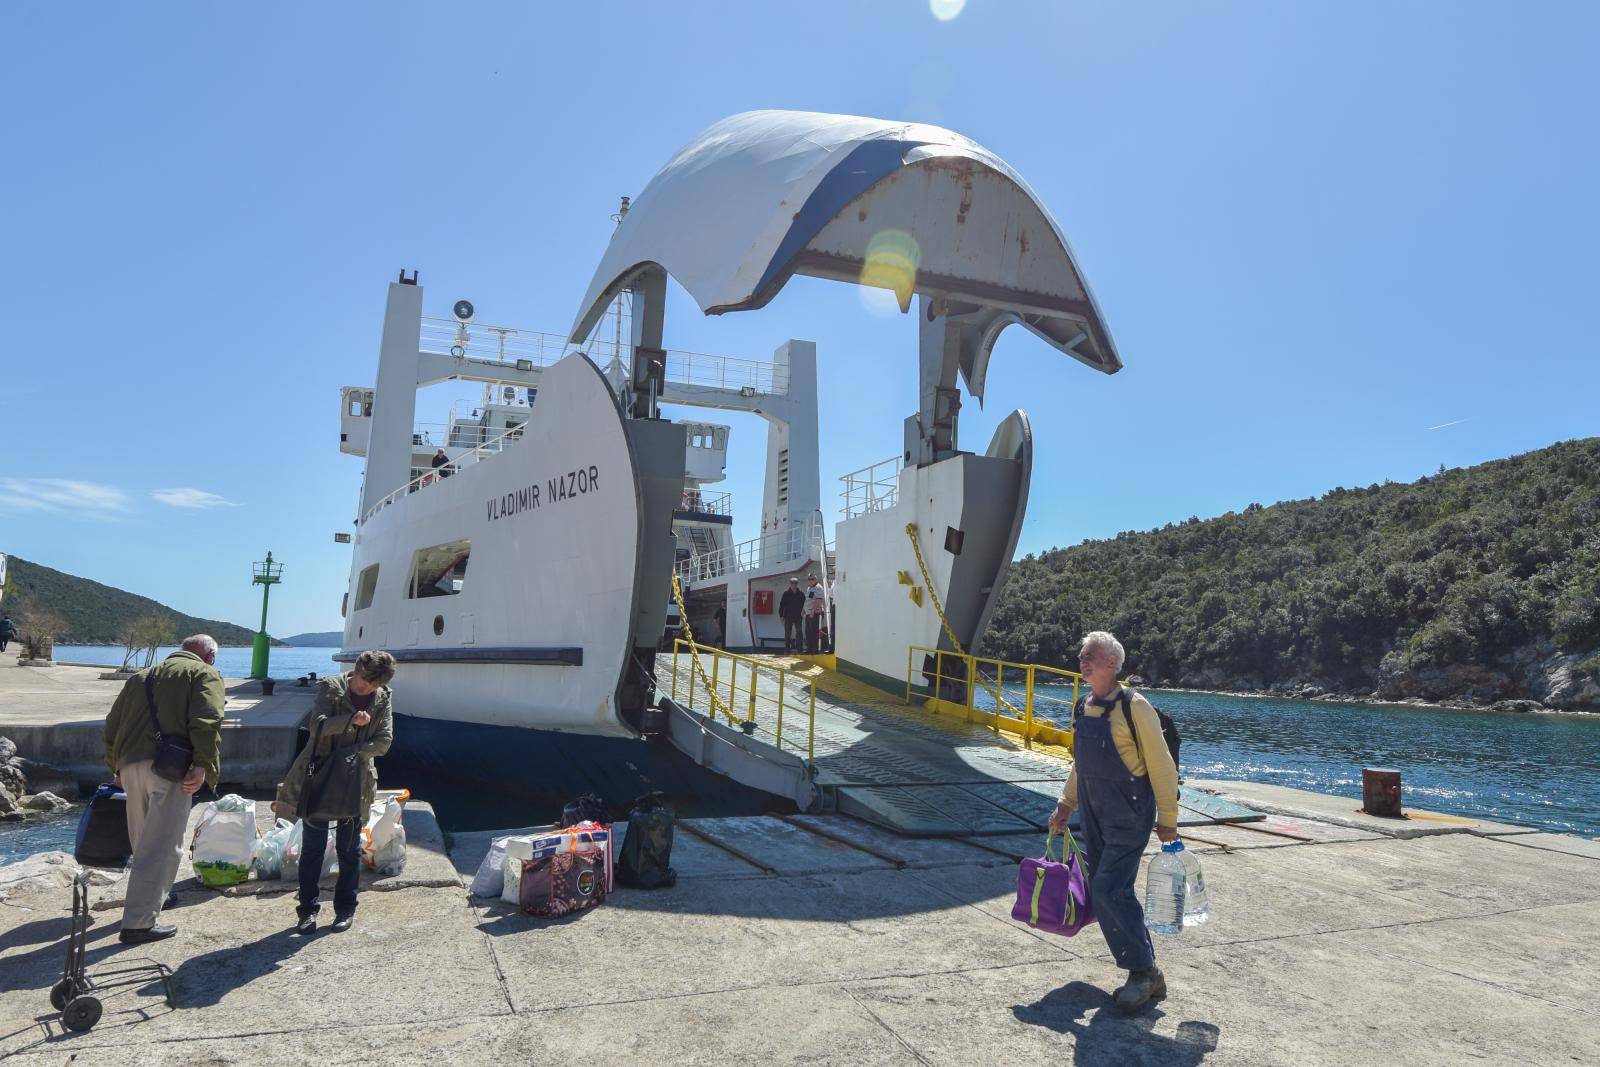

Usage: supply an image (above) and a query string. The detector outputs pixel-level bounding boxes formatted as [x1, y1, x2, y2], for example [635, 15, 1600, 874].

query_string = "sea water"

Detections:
[51, 644, 343, 679]
[974, 684, 1600, 839]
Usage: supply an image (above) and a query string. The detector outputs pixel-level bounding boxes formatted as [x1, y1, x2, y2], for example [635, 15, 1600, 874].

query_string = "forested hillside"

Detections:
[2, 556, 260, 647]
[986, 437, 1600, 710]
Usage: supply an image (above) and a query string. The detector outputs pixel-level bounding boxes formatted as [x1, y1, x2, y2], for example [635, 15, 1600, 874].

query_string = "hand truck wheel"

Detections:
[49, 979, 77, 1012]
[61, 995, 103, 1032]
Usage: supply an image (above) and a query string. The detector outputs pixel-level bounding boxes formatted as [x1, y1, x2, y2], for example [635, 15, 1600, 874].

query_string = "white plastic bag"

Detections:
[191, 796, 258, 887]
[253, 819, 295, 880]
[470, 835, 519, 898]
[372, 822, 407, 876]
[360, 794, 406, 870]
[282, 820, 339, 883]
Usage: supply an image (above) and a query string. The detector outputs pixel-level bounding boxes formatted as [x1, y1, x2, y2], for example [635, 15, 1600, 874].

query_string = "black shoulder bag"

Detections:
[298, 715, 364, 822]
[144, 667, 195, 783]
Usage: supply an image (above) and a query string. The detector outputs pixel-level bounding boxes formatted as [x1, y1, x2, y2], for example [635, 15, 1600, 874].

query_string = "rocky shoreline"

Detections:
[0, 736, 76, 822]
[1137, 681, 1600, 716]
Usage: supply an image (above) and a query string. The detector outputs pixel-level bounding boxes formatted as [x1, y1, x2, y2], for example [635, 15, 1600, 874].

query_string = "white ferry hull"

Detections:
[342, 354, 649, 737]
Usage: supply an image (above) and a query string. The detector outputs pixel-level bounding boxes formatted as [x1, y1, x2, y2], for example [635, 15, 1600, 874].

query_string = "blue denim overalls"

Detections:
[1075, 687, 1157, 971]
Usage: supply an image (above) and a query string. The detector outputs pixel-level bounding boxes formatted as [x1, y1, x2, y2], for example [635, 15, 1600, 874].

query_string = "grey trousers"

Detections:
[120, 759, 191, 930]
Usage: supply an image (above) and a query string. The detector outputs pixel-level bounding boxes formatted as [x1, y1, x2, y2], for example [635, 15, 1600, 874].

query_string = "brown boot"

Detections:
[1114, 967, 1167, 1014]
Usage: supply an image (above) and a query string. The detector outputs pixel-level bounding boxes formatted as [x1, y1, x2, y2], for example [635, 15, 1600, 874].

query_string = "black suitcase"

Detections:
[73, 784, 131, 869]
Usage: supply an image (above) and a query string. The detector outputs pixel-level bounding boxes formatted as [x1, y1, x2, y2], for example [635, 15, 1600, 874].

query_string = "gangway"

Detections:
[657, 637, 1263, 837]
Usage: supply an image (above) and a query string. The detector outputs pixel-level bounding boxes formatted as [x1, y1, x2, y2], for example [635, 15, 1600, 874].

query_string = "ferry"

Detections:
[334, 110, 1120, 803]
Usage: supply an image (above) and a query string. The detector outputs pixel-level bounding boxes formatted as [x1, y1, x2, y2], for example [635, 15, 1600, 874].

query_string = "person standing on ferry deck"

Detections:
[1048, 631, 1180, 1014]
[779, 577, 805, 653]
[275, 650, 396, 935]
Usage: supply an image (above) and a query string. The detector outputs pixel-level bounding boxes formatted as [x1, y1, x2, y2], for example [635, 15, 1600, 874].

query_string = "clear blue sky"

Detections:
[1, 2, 1595, 638]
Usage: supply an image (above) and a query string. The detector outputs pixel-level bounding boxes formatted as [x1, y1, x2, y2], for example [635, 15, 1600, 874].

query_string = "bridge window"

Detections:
[353, 564, 380, 611]
[407, 539, 471, 598]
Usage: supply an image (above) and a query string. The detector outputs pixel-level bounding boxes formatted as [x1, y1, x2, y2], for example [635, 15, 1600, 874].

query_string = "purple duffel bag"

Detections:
[1012, 831, 1097, 936]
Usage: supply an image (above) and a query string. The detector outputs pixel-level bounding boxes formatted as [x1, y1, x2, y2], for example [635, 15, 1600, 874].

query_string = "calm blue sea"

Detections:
[5, 667, 1598, 864]
[51, 644, 344, 679]
[983, 684, 1600, 839]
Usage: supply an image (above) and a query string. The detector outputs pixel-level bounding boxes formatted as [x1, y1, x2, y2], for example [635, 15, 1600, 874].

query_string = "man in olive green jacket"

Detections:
[102, 635, 226, 943]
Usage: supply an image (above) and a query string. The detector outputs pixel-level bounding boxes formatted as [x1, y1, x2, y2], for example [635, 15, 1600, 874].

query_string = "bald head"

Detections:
[182, 634, 219, 663]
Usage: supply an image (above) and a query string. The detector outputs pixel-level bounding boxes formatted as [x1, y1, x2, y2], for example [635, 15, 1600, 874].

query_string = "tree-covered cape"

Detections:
[986, 437, 1600, 707]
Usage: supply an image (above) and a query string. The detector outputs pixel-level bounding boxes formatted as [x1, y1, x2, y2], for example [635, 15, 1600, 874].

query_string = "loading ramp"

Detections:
[657, 649, 1260, 837]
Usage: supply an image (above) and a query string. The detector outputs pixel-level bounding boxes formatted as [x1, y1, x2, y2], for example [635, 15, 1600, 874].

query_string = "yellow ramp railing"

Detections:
[669, 639, 816, 765]
[905, 646, 1082, 752]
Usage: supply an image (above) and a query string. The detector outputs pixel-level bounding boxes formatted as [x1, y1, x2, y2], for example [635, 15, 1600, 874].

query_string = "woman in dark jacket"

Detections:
[275, 650, 396, 934]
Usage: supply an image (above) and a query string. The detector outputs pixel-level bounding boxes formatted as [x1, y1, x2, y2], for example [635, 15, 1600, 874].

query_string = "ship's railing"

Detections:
[411, 421, 526, 452]
[905, 646, 1082, 752]
[421, 317, 572, 368]
[676, 489, 732, 517]
[358, 416, 529, 526]
[840, 456, 902, 518]
[669, 639, 815, 765]
[676, 516, 828, 583]
[421, 316, 788, 397]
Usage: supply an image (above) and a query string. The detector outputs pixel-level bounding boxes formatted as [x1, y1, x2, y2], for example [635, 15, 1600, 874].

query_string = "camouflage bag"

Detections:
[618, 791, 677, 889]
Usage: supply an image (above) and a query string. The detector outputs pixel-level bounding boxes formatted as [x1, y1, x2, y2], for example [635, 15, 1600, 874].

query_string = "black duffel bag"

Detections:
[617, 791, 676, 889]
[560, 793, 609, 828]
[74, 784, 131, 869]
[297, 717, 365, 822]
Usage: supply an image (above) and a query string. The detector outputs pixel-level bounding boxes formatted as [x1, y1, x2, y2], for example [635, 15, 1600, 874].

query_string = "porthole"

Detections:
[433, 615, 445, 636]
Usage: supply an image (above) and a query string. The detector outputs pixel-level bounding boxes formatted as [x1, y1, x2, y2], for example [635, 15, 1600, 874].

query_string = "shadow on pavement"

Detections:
[1012, 980, 1220, 1066]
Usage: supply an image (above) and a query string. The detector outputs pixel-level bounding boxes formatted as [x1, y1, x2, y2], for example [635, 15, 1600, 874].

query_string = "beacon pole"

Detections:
[249, 551, 284, 681]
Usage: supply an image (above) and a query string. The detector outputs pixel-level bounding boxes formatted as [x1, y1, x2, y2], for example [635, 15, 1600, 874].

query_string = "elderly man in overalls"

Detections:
[1049, 630, 1181, 1014]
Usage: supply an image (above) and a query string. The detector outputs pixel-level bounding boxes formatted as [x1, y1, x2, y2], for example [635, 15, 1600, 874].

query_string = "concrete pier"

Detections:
[0, 660, 312, 791]
[0, 783, 1595, 1065]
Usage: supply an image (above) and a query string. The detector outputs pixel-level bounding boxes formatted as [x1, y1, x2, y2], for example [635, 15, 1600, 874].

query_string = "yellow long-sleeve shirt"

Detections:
[1059, 688, 1180, 829]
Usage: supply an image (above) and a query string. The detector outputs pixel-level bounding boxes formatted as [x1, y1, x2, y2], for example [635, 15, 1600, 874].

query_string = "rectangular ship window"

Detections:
[407, 539, 471, 599]
[353, 564, 380, 611]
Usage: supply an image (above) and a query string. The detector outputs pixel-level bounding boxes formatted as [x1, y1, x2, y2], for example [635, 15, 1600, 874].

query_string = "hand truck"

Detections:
[51, 870, 176, 1032]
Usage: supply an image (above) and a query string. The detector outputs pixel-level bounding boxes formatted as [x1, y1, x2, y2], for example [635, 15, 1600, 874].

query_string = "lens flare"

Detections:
[859, 229, 920, 313]
[929, 0, 966, 21]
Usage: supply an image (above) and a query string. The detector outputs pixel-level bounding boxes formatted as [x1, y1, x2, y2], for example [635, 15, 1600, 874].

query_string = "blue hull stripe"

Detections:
[333, 646, 582, 666]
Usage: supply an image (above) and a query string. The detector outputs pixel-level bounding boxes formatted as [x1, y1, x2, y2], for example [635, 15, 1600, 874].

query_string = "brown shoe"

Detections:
[1114, 967, 1167, 1014]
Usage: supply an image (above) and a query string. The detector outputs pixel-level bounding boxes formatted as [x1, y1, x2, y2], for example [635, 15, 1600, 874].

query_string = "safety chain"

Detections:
[904, 523, 966, 655]
[670, 571, 732, 723]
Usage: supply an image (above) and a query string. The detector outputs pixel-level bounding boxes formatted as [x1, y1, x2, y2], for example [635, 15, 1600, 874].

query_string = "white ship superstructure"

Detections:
[335, 109, 1120, 800]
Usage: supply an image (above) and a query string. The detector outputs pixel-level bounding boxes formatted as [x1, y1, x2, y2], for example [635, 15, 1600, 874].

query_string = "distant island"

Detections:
[986, 437, 1600, 713]
[1, 556, 271, 647]
[281, 631, 343, 647]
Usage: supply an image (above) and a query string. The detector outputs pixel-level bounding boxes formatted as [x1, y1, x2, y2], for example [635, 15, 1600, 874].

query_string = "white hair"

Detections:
[182, 634, 218, 658]
[1080, 631, 1125, 672]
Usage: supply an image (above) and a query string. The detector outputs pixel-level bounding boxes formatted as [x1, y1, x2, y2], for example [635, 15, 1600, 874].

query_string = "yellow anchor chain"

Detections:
[904, 522, 966, 655]
[670, 571, 732, 724]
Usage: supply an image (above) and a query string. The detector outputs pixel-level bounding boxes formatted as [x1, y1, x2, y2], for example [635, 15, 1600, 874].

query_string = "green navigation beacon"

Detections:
[249, 551, 284, 680]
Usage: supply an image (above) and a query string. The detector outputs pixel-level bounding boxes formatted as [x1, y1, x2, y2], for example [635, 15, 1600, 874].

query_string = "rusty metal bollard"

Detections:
[1362, 767, 1403, 817]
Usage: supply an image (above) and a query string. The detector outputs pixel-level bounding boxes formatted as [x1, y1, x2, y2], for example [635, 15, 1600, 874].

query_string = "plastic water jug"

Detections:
[1144, 842, 1186, 933]
[1178, 844, 1210, 926]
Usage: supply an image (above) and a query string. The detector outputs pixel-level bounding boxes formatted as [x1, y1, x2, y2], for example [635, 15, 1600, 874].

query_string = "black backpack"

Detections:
[617, 791, 677, 889]
[560, 793, 609, 828]
[1074, 689, 1181, 773]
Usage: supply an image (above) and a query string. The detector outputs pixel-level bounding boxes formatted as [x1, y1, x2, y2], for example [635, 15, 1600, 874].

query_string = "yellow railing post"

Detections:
[905, 645, 912, 706]
[1025, 665, 1035, 750]
[992, 662, 1002, 736]
[808, 681, 816, 763]
[671, 643, 681, 703]
[728, 656, 739, 725]
[776, 675, 786, 751]
[747, 662, 758, 725]
[710, 654, 720, 721]
[965, 653, 975, 723]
